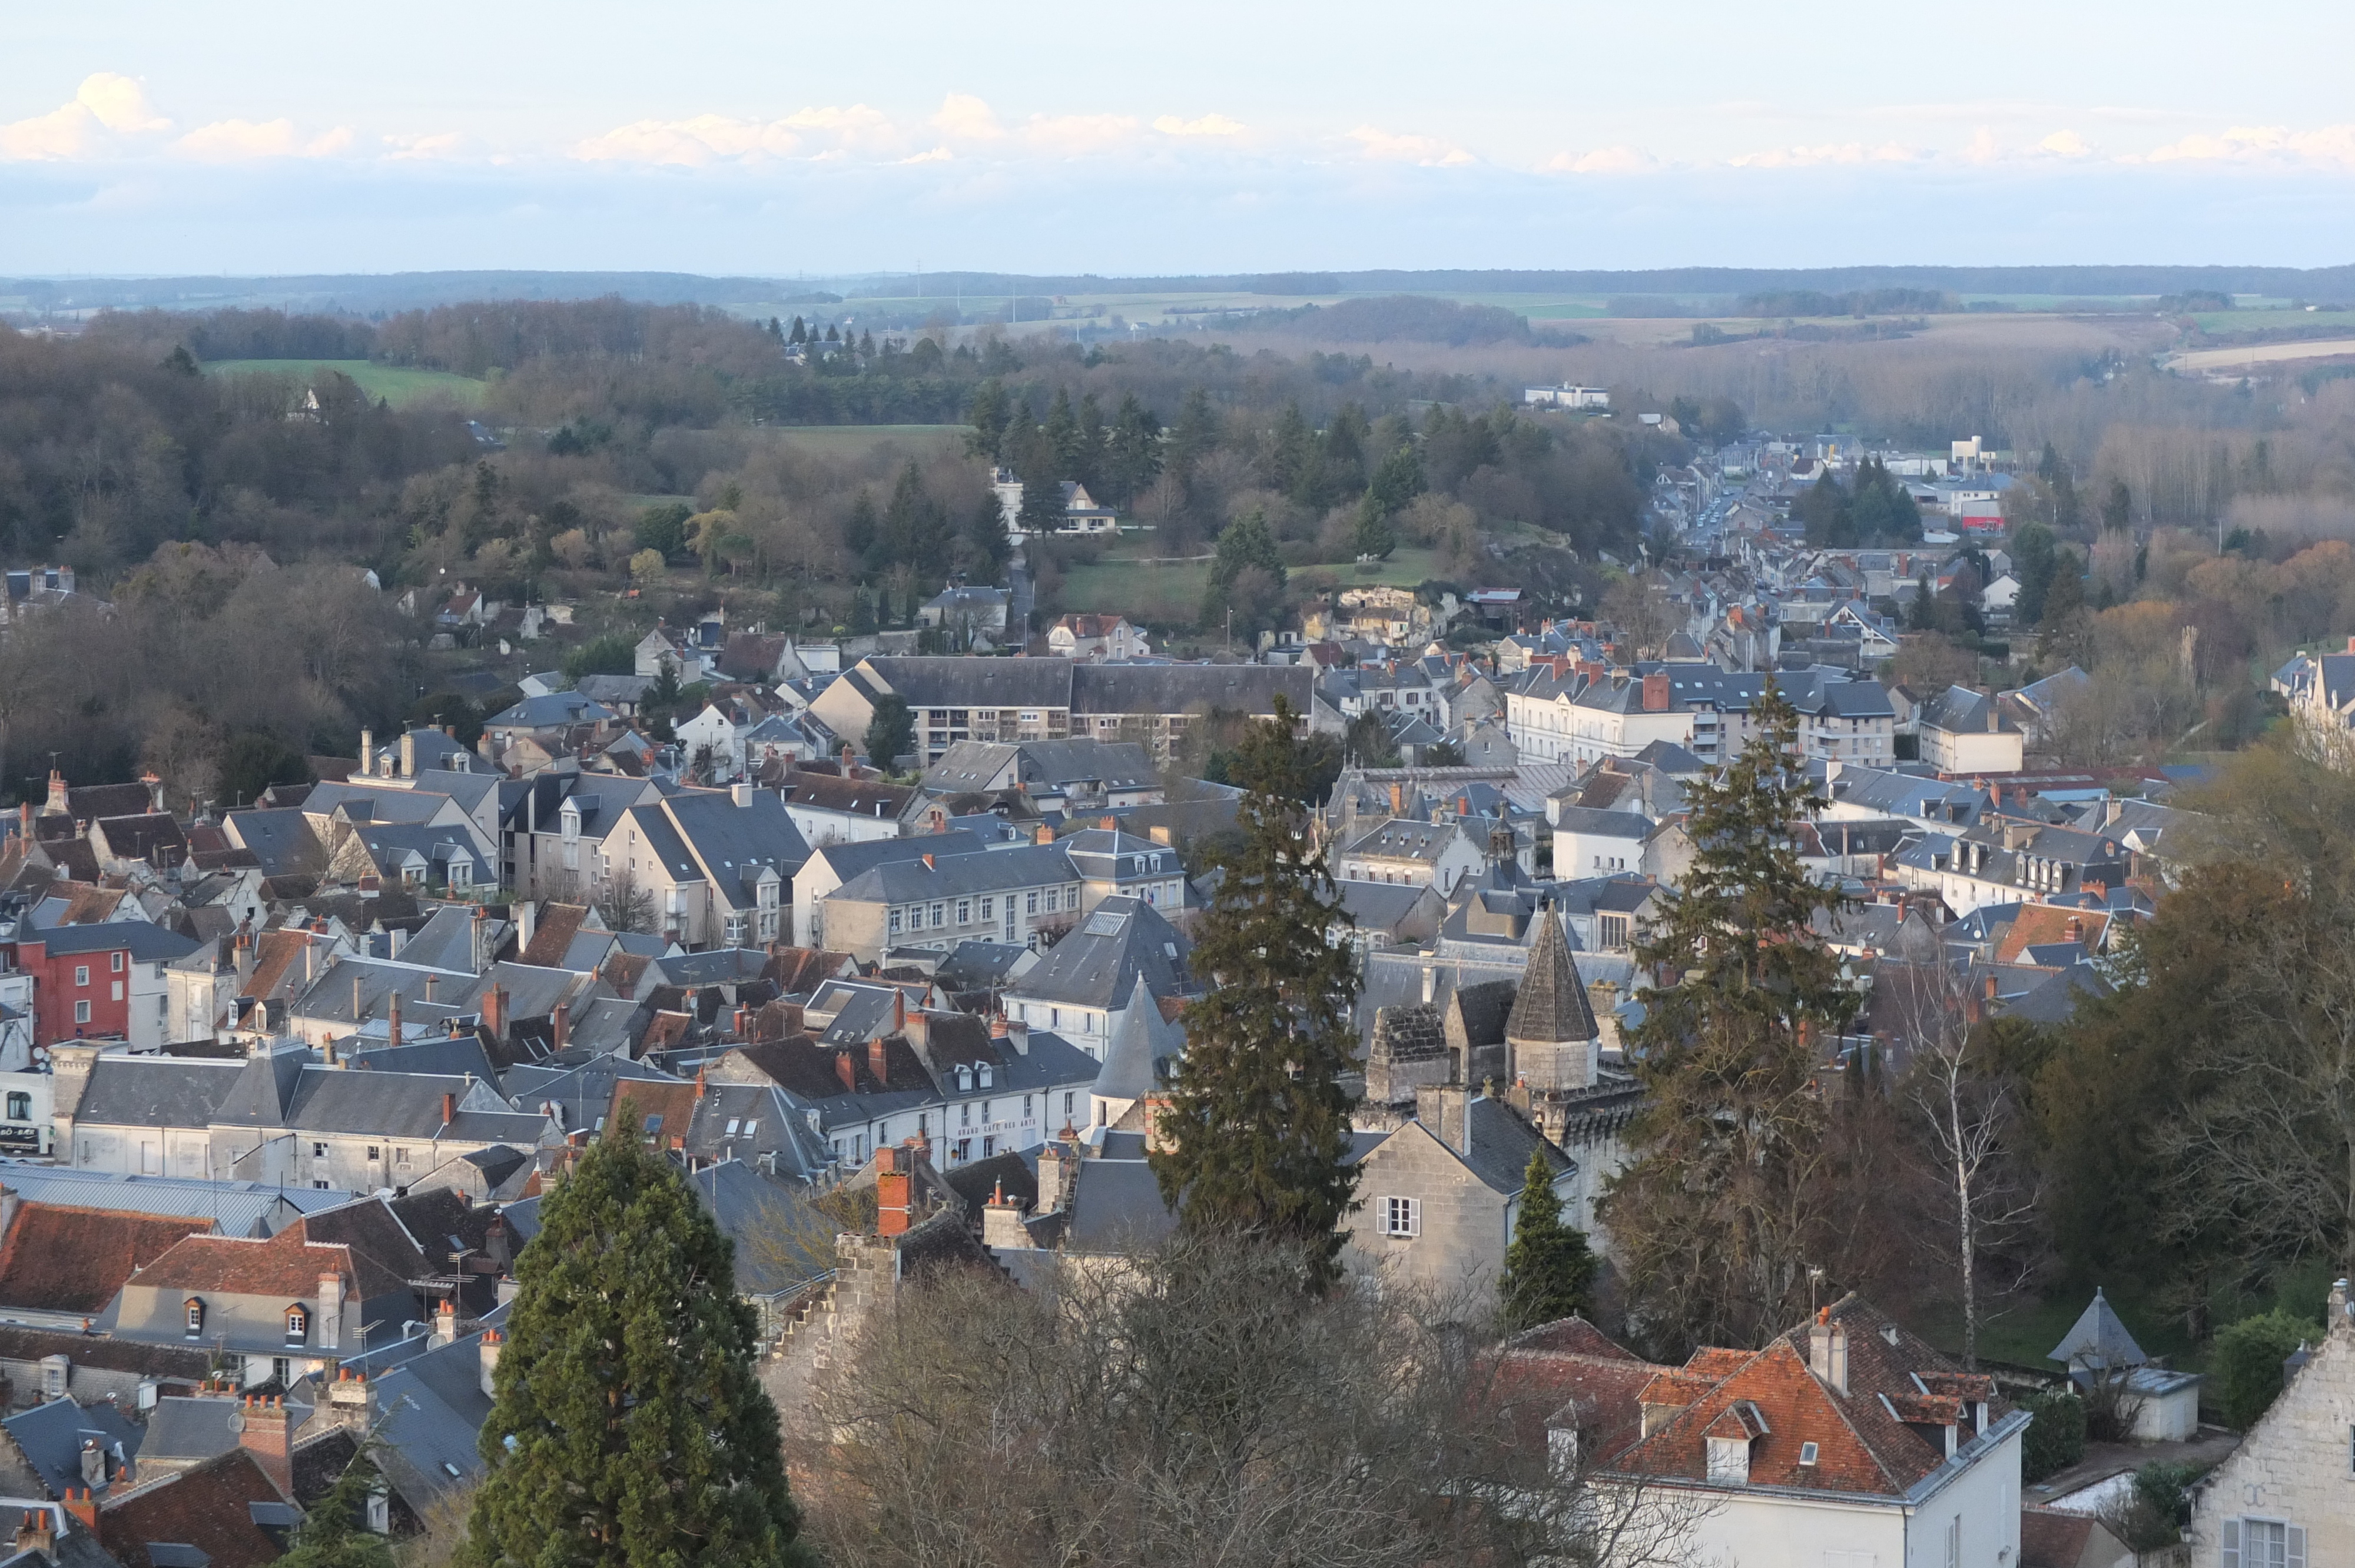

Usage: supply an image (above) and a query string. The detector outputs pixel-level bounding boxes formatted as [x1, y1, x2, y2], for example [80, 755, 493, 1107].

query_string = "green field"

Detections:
[752, 423, 968, 458]
[2192, 310, 2355, 334]
[1054, 544, 1445, 629]
[204, 358, 486, 408]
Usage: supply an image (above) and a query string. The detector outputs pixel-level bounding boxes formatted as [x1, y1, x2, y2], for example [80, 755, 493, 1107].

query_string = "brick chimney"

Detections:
[1640, 671, 1670, 712]
[551, 1002, 569, 1054]
[868, 1034, 890, 1088]
[835, 1051, 857, 1093]
[440, 1092, 457, 1127]
[1034, 823, 1055, 845]
[479, 1329, 503, 1399]
[60, 1493, 94, 1534]
[876, 1145, 914, 1237]
[387, 988, 402, 1046]
[434, 1299, 457, 1346]
[482, 986, 508, 1041]
[238, 1394, 294, 1495]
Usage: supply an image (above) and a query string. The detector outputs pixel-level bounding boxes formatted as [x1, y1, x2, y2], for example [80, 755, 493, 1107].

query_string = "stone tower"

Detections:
[1504, 906, 1600, 1094]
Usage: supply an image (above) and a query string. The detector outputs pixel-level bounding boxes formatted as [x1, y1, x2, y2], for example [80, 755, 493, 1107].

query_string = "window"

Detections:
[4, 1093, 25, 1121]
[395, 1147, 412, 1167]
[2222, 1520, 2306, 1568]
[110, 981, 122, 1003]
[73, 966, 88, 988]
[1063, 1092, 1075, 1119]
[725, 1119, 740, 1136]
[889, 909, 903, 935]
[313, 1180, 329, 1190]
[961, 1102, 973, 1127]
[957, 900, 971, 925]
[1026, 891, 1039, 915]
[980, 896, 994, 921]
[1943, 1515, 1959, 1568]
[312, 1141, 328, 1158]
[366, 1145, 379, 1161]
[110, 951, 125, 973]
[272, 1357, 291, 1386]
[1065, 887, 1079, 911]
[1023, 1095, 1033, 1119]
[1378, 1197, 1419, 1238]
[1797, 1441, 1819, 1466]
[930, 902, 945, 925]
[286, 1307, 307, 1342]
[73, 1001, 91, 1025]
[185, 1299, 204, 1336]
[951, 1138, 970, 1162]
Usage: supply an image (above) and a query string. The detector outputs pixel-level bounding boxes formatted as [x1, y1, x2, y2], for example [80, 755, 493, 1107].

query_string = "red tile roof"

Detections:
[129, 1225, 353, 1300]
[0, 1203, 213, 1314]
[519, 903, 592, 968]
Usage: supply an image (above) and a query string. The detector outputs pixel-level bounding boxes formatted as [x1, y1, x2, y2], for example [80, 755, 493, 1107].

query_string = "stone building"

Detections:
[2189, 1278, 2355, 1566]
[1345, 1084, 1575, 1301]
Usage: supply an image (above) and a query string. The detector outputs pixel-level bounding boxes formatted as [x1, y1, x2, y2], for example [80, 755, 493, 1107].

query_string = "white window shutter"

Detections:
[2287, 1524, 2306, 1568]
[2221, 1517, 2240, 1568]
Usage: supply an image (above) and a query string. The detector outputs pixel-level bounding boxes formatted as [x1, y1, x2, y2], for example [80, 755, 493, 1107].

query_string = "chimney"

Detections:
[1807, 1310, 1850, 1394]
[238, 1396, 294, 1496]
[441, 1091, 457, 1126]
[1007, 1018, 1030, 1055]
[62, 1493, 95, 1534]
[234, 924, 256, 990]
[359, 728, 374, 777]
[840, 744, 855, 778]
[45, 769, 67, 817]
[387, 988, 402, 1045]
[483, 985, 508, 1041]
[1641, 671, 1670, 712]
[551, 1002, 569, 1054]
[479, 1329, 503, 1399]
[317, 1272, 341, 1350]
[78, 1439, 102, 1491]
[424, 973, 437, 1003]
[1415, 1084, 1470, 1156]
[732, 1005, 749, 1038]
[876, 1145, 914, 1238]
[13, 1508, 53, 1558]
[981, 1181, 1030, 1250]
[1034, 823, 1055, 846]
[400, 732, 417, 779]
[835, 1051, 857, 1094]
[868, 1034, 890, 1088]
[1421, 964, 1437, 1004]
[433, 1300, 457, 1346]
[351, 975, 363, 1021]
[731, 782, 755, 808]
[518, 901, 537, 955]
[921, 853, 936, 871]
[1389, 782, 1404, 815]
[470, 904, 487, 971]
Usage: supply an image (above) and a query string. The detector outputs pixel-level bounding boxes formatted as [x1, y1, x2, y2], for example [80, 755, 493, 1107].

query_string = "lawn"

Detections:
[752, 423, 968, 459]
[203, 358, 486, 408]
[1052, 544, 1445, 630]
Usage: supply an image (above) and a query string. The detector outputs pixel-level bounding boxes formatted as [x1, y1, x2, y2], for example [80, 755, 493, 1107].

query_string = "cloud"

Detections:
[2038, 129, 2093, 158]
[1729, 141, 1916, 168]
[0, 73, 169, 160]
[173, 118, 351, 161]
[383, 132, 467, 161]
[1540, 145, 1658, 175]
[1154, 113, 1245, 138]
[933, 94, 1002, 142]
[573, 105, 897, 165]
[1348, 126, 1474, 167]
[2142, 124, 2355, 170]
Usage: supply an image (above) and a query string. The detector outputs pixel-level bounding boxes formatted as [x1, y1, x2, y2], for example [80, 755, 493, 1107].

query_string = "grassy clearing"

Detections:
[203, 358, 486, 408]
[751, 424, 968, 460]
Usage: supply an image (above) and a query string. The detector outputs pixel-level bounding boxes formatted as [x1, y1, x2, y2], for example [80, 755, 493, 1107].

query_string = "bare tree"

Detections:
[1888, 959, 2044, 1369]
[595, 865, 656, 935]
[804, 1231, 1713, 1568]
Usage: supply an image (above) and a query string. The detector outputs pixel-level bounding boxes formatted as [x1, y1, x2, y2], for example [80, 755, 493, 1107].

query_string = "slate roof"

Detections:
[1093, 975, 1172, 1102]
[71, 1059, 246, 1130]
[830, 843, 1075, 905]
[1002, 896, 1189, 1009]
[1339, 818, 1470, 865]
[2048, 1287, 2146, 1370]
[23, 923, 201, 963]
[1918, 683, 2016, 736]
[1070, 662, 1311, 717]
[1504, 909, 1597, 1044]
[1, 1396, 141, 1498]
[0, 1166, 342, 1235]
[0, 1204, 214, 1314]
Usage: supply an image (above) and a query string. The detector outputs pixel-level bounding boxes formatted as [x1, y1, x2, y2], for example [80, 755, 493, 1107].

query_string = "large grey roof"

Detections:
[1064, 1152, 1176, 1252]
[2048, 1287, 2146, 1370]
[487, 692, 618, 728]
[26, 922, 201, 962]
[862, 656, 1077, 710]
[0, 1164, 348, 1234]
[1, 1393, 140, 1497]
[1071, 662, 1311, 717]
[71, 1058, 246, 1129]
[831, 843, 1075, 905]
[1093, 974, 1174, 1102]
[802, 829, 989, 885]
[1003, 897, 1189, 1009]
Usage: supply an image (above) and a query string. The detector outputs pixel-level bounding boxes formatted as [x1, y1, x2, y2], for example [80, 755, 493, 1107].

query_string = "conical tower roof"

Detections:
[2048, 1287, 2147, 1371]
[1092, 974, 1168, 1102]
[1505, 907, 1597, 1045]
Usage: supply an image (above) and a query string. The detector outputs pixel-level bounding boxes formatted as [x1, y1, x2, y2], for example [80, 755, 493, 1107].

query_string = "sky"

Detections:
[6, 0, 2355, 278]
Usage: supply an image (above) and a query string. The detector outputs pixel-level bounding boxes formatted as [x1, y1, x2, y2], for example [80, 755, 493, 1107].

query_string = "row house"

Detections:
[823, 843, 1084, 961]
[587, 786, 810, 949]
[1002, 898, 1192, 1062]
[8, 921, 201, 1048]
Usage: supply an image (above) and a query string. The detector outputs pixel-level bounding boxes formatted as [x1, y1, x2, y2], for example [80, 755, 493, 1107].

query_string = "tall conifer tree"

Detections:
[1598, 685, 1861, 1356]
[1498, 1148, 1600, 1331]
[460, 1110, 809, 1567]
[1153, 697, 1359, 1288]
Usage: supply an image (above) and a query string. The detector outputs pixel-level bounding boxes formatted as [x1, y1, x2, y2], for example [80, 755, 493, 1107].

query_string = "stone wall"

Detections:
[2189, 1283, 2355, 1564]
[1346, 1122, 1509, 1303]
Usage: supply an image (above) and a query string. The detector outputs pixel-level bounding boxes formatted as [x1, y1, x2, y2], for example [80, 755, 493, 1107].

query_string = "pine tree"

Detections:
[1597, 685, 1863, 1356]
[460, 1112, 808, 1567]
[787, 316, 807, 346]
[865, 696, 915, 773]
[1104, 393, 1164, 504]
[1498, 1148, 1600, 1331]
[278, 1447, 394, 1568]
[1154, 696, 1359, 1288]
[963, 378, 1011, 463]
[1043, 387, 1082, 480]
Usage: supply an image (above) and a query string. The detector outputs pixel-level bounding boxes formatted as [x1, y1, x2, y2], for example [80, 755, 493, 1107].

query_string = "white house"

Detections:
[1918, 685, 2025, 775]
[1334, 819, 1485, 898]
[1523, 384, 1610, 410]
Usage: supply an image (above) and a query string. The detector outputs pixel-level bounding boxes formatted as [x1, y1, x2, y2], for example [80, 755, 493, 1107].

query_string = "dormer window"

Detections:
[184, 1298, 204, 1336]
[286, 1306, 308, 1343]
[977, 1064, 993, 1089]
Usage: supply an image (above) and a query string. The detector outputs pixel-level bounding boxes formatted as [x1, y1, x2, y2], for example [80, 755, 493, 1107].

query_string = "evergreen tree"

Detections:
[1202, 509, 1287, 629]
[1074, 390, 1107, 493]
[2011, 520, 2059, 625]
[1909, 573, 1935, 631]
[278, 1447, 395, 1568]
[883, 460, 951, 579]
[843, 487, 880, 569]
[1103, 393, 1164, 504]
[1598, 685, 1863, 1356]
[2101, 478, 2132, 533]
[1153, 697, 1359, 1288]
[957, 493, 1012, 583]
[1166, 387, 1220, 484]
[787, 316, 807, 345]
[1351, 497, 1397, 561]
[858, 328, 875, 356]
[1498, 1148, 1600, 1331]
[824, 323, 840, 343]
[461, 1109, 807, 1567]
[865, 696, 916, 773]
[1043, 387, 1083, 480]
[1265, 402, 1314, 496]
[963, 378, 1011, 463]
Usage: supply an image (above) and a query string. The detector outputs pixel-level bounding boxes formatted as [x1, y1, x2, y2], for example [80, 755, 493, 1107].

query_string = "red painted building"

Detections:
[9, 921, 201, 1047]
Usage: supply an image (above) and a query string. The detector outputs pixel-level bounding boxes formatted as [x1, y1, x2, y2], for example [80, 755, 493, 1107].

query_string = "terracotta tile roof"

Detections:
[520, 903, 591, 968]
[1502, 1317, 1641, 1360]
[99, 1449, 286, 1568]
[0, 1203, 213, 1314]
[602, 954, 651, 994]
[128, 1225, 353, 1300]
[242, 929, 318, 1001]
[639, 1009, 691, 1053]
[609, 1080, 698, 1146]
[1996, 904, 2108, 964]
[1475, 1321, 1662, 1457]
[2021, 1509, 2100, 1568]
[761, 947, 855, 995]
